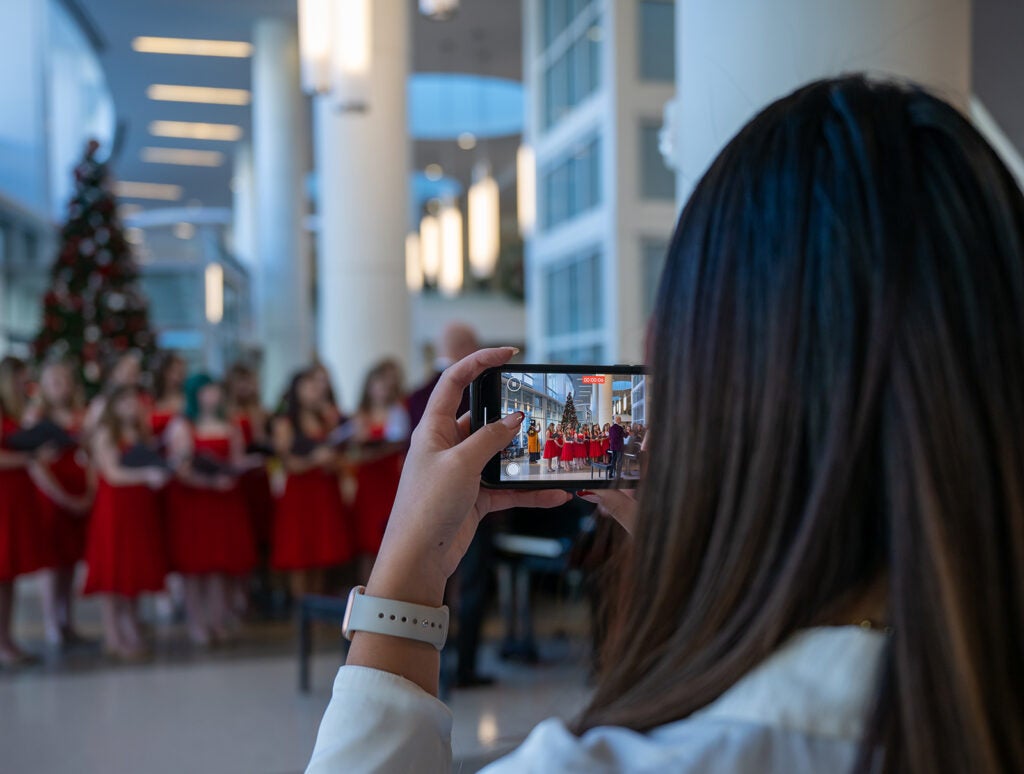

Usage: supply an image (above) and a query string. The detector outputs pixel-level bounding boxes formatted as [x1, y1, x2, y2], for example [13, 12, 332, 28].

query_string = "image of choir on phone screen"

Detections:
[535, 418, 644, 479]
[499, 372, 645, 481]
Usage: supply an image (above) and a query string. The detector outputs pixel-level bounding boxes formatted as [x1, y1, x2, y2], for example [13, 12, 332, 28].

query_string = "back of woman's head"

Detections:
[579, 76, 1024, 773]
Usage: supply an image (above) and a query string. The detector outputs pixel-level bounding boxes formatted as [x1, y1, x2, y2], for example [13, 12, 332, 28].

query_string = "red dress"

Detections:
[352, 424, 404, 555]
[235, 414, 273, 546]
[0, 417, 49, 581]
[560, 435, 574, 463]
[271, 430, 354, 570]
[35, 420, 90, 568]
[83, 468, 168, 597]
[542, 433, 559, 460]
[589, 436, 603, 458]
[150, 410, 174, 439]
[165, 433, 257, 575]
[574, 434, 587, 459]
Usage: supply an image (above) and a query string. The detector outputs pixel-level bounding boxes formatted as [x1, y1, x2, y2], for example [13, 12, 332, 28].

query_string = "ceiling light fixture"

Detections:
[114, 181, 183, 201]
[149, 120, 243, 142]
[298, 0, 373, 111]
[468, 163, 500, 279]
[205, 264, 224, 324]
[141, 147, 225, 167]
[439, 200, 464, 297]
[517, 145, 536, 237]
[457, 132, 477, 150]
[420, 0, 459, 21]
[132, 36, 252, 58]
[419, 213, 441, 283]
[424, 163, 443, 181]
[147, 84, 251, 105]
[405, 232, 423, 292]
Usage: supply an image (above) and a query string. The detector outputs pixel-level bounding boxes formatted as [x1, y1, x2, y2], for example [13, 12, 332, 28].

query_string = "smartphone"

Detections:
[471, 364, 648, 489]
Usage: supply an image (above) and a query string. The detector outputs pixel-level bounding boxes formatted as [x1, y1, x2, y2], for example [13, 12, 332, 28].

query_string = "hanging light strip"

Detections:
[405, 232, 424, 292]
[419, 0, 459, 21]
[468, 164, 500, 279]
[298, 0, 373, 110]
[517, 145, 536, 237]
[438, 201, 464, 297]
[419, 214, 442, 283]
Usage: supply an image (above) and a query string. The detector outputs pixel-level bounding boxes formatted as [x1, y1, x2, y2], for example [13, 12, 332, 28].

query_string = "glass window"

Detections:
[541, 13, 602, 130]
[638, 0, 676, 82]
[640, 123, 675, 200]
[540, 135, 602, 231]
[543, 0, 594, 46]
[546, 344, 604, 364]
[141, 271, 203, 329]
[642, 238, 670, 317]
[544, 249, 602, 347]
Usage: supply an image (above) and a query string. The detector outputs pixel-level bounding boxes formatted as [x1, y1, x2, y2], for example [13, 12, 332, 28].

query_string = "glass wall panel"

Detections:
[638, 0, 676, 82]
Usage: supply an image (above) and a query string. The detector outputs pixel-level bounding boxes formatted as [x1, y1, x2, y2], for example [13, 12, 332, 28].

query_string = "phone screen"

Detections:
[493, 370, 647, 484]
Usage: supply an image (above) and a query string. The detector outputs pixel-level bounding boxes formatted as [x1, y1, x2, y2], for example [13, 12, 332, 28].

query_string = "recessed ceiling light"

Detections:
[149, 121, 243, 142]
[147, 84, 251, 106]
[141, 147, 225, 167]
[457, 132, 477, 150]
[115, 181, 183, 201]
[174, 222, 196, 240]
[425, 163, 444, 181]
[132, 36, 252, 58]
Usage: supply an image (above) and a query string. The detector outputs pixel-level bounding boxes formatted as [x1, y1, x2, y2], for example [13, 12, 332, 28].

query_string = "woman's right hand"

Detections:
[576, 489, 639, 535]
[312, 445, 335, 468]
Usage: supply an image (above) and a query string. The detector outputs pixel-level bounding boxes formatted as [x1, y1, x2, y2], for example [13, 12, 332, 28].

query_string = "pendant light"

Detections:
[468, 162, 500, 279]
[438, 200, 463, 297]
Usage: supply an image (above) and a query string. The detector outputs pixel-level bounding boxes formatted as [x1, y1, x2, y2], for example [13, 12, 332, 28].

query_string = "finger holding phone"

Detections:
[346, 347, 571, 695]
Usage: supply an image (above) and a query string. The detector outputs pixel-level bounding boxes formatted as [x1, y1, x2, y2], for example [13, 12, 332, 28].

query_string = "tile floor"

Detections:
[1, 578, 592, 774]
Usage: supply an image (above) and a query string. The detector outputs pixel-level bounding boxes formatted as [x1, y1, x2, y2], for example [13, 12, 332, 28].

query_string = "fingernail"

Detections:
[507, 346, 520, 355]
[576, 489, 594, 496]
[502, 411, 524, 427]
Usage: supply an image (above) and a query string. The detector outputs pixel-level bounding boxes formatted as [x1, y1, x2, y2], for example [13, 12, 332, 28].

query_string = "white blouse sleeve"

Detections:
[305, 666, 453, 774]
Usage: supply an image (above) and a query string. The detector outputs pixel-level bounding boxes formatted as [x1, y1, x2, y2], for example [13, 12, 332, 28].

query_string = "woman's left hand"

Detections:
[367, 347, 571, 607]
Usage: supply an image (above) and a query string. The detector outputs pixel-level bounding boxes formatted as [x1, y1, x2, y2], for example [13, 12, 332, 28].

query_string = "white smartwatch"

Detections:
[342, 585, 449, 651]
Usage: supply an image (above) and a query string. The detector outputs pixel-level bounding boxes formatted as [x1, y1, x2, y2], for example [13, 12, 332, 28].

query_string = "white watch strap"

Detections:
[342, 586, 449, 651]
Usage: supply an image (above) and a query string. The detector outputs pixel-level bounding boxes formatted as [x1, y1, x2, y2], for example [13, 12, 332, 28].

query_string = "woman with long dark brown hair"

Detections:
[83, 385, 169, 659]
[349, 359, 410, 583]
[270, 368, 354, 596]
[305, 77, 1024, 773]
[0, 356, 52, 666]
[25, 359, 94, 647]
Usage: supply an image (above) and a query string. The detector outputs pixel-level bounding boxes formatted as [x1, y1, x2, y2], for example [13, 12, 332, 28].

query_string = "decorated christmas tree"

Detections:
[561, 392, 578, 430]
[33, 141, 155, 394]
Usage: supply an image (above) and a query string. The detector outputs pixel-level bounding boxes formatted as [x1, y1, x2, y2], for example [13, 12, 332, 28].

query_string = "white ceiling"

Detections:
[74, 0, 523, 213]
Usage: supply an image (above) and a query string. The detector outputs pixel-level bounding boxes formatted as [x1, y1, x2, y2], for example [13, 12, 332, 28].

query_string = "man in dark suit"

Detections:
[607, 415, 627, 478]
[407, 323, 495, 688]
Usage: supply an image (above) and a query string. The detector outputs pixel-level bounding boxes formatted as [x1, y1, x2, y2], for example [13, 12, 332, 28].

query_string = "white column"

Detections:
[252, 19, 313, 404]
[597, 378, 613, 428]
[231, 143, 257, 342]
[674, 0, 972, 202]
[314, 0, 410, 410]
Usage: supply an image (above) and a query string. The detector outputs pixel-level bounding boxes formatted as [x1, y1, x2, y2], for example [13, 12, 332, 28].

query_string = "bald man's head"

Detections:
[439, 322, 479, 363]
